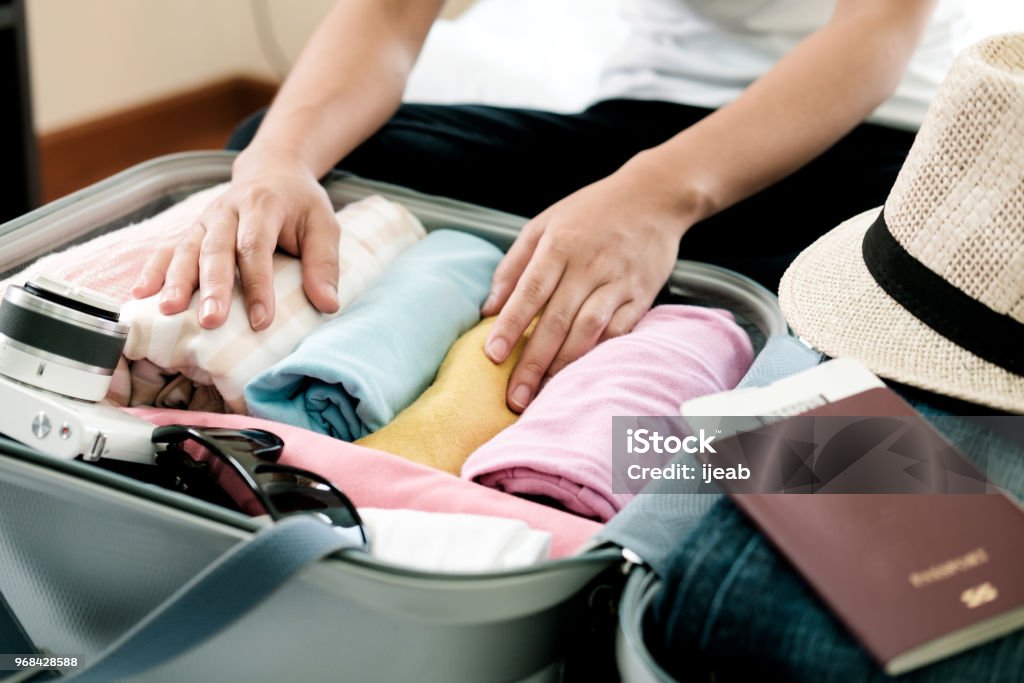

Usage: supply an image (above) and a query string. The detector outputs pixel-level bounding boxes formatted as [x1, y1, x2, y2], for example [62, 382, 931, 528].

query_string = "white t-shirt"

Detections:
[598, 0, 970, 129]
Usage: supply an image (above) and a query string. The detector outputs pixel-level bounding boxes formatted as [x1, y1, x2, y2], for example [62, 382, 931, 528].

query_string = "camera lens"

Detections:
[0, 276, 128, 402]
[22, 280, 121, 322]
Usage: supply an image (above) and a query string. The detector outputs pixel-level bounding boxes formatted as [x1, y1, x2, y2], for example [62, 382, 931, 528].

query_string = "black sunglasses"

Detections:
[151, 424, 369, 550]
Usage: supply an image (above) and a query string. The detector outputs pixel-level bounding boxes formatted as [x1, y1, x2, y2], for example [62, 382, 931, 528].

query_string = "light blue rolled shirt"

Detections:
[244, 229, 502, 440]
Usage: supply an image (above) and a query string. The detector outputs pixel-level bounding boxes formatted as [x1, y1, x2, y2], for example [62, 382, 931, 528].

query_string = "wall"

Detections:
[27, 0, 469, 135]
[29, 0, 244, 133]
[232, 0, 335, 81]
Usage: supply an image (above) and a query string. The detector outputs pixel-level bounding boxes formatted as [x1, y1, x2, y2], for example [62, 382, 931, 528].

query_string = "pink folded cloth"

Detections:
[128, 408, 602, 558]
[0, 186, 224, 304]
[460, 305, 755, 522]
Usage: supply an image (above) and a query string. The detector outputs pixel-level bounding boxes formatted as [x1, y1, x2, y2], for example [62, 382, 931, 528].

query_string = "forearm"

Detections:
[238, 0, 445, 178]
[628, 0, 936, 226]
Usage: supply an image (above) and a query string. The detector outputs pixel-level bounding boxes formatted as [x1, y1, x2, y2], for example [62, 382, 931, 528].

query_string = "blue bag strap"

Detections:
[594, 335, 823, 576]
[64, 515, 361, 682]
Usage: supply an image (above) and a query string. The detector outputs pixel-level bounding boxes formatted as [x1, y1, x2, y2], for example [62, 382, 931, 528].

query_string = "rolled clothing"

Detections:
[360, 508, 550, 572]
[120, 195, 425, 413]
[3, 186, 223, 407]
[105, 357, 132, 407]
[0, 185, 225, 304]
[128, 408, 600, 558]
[355, 317, 535, 475]
[593, 334, 823, 573]
[126, 358, 227, 413]
[461, 305, 755, 522]
[244, 229, 502, 440]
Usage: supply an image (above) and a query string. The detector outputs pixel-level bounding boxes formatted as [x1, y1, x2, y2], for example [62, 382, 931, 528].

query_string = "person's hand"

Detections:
[481, 160, 693, 413]
[131, 148, 341, 330]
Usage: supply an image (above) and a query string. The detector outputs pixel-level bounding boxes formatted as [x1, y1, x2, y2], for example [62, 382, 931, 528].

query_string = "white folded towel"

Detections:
[359, 508, 552, 572]
[119, 189, 426, 413]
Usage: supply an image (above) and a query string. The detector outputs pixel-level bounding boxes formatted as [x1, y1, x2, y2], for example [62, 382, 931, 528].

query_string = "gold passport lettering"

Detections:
[961, 582, 999, 609]
[908, 548, 989, 588]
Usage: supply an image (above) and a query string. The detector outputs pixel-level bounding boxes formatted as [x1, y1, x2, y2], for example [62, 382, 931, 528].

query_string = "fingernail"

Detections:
[250, 303, 267, 329]
[132, 275, 148, 293]
[323, 281, 339, 306]
[510, 384, 533, 410]
[483, 292, 497, 311]
[160, 287, 178, 304]
[200, 297, 220, 321]
[486, 336, 509, 363]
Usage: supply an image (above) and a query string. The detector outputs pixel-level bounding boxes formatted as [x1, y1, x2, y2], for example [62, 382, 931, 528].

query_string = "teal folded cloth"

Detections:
[244, 229, 502, 439]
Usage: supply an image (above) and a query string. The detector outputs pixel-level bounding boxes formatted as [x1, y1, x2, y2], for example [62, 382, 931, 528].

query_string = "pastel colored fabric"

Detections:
[0, 185, 226, 304]
[359, 508, 551, 572]
[461, 306, 755, 522]
[120, 194, 426, 413]
[355, 317, 534, 474]
[128, 359, 226, 413]
[128, 408, 601, 558]
[104, 357, 133, 408]
[245, 230, 502, 440]
[594, 333, 822, 572]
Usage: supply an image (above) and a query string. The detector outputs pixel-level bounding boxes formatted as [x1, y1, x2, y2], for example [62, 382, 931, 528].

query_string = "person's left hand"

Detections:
[481, 161, 693, 413]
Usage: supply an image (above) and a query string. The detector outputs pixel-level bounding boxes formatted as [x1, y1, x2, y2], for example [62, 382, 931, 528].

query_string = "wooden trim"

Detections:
[38, 76, 278, 202]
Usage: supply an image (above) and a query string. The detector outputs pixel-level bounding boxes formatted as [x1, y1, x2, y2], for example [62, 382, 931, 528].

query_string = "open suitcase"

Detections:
[0, 152, 790, 682]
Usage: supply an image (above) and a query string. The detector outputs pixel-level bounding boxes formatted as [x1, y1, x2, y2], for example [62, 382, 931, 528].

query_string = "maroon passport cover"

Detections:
[728, 387, 1024, 674]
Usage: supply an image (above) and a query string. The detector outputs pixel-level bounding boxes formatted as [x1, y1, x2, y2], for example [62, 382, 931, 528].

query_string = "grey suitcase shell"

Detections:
[0, 152, 788, 682]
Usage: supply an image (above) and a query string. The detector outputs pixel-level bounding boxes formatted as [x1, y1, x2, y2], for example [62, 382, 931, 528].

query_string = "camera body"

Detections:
[0, 276, 155, 463]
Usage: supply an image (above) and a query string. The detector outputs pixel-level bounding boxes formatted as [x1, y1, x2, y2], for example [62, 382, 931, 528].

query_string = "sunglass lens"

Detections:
[255, 470, 363, 528]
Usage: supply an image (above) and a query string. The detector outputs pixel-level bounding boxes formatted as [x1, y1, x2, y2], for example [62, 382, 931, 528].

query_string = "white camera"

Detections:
[0, 276, 155, 463]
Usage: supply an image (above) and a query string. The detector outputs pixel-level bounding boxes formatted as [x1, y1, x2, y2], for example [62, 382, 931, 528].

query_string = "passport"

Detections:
[682, 362, 1024, 675]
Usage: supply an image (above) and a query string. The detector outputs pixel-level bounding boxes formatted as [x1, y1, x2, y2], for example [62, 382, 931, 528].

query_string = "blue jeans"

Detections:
[649, 495, 1023, 682]
[649, 404, 1024, 682]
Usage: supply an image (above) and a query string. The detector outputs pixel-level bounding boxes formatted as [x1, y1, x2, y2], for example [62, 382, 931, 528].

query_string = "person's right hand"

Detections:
[131, 148, 341, 330]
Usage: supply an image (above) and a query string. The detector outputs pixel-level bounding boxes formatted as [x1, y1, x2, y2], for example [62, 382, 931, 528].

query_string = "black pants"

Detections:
[228, 100, 916, 290]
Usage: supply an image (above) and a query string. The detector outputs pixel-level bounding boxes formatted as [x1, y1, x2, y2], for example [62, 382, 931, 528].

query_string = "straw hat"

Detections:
[779, 34, 1024, 413]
